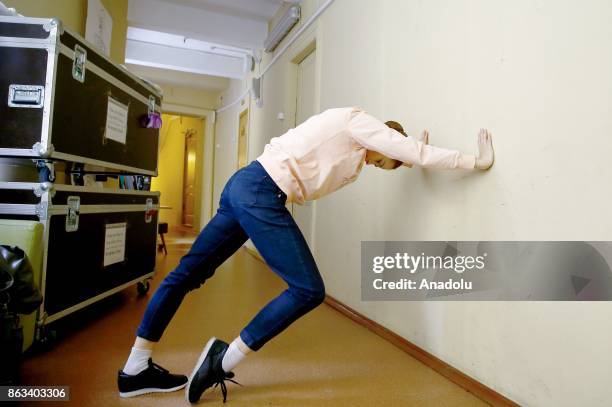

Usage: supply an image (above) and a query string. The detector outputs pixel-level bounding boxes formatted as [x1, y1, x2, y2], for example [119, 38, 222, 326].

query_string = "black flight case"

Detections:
[0, 14, 164, 343]
[0, 182, 160, 341]
[0, 15, 162, 176]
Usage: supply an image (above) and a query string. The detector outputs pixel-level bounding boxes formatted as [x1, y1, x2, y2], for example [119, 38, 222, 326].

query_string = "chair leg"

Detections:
[160, 232, 167, 255]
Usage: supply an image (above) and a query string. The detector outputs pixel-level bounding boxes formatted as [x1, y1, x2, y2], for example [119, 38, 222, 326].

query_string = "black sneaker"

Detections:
[186, 337, 241, 403]
[118, 358, 188, 398]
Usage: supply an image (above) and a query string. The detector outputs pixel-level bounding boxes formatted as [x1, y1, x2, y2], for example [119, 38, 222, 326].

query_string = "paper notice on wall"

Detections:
[105, 96, 128, 144]
[104, 222, 127, 267]
[85, 0, 112, 56]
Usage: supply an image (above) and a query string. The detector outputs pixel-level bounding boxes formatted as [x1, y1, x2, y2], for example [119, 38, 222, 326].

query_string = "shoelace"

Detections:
[213, 371, 242, 403]
[150, 361, 169, 375]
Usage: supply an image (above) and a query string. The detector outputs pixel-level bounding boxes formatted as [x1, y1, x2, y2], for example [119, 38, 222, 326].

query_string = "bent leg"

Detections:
[235, 198, 325, 351]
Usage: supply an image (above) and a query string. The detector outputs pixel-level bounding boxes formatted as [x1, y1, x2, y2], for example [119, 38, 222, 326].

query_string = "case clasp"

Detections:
[72, 44, 87, 83]
[65, 196, 80, 232]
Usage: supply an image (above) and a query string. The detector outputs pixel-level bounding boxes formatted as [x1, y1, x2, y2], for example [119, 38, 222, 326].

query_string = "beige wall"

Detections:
[4, 0, 87, 34]
[160, 85, 219, 112]
[4, 0, 128, 64]
[212, 81, 249, 211]
[212, 1, 612, 406]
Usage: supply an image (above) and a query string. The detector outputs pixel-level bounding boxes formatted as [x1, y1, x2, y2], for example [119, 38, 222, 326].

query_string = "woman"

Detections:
[117, 107, 494, 402]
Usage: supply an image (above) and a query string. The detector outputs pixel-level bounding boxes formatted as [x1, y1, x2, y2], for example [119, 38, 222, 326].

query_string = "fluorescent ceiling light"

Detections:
[264, 5, 300, 53]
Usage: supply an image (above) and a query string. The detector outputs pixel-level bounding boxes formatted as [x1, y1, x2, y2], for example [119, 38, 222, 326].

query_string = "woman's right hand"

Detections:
[475, 129, 494, 170]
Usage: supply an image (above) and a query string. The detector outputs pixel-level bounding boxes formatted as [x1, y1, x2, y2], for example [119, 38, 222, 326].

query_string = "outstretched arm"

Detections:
[403, 129, 429, 168]
[348, 109, 493, 170]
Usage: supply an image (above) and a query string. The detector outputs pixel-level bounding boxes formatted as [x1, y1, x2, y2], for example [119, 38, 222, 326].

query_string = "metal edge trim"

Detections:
[0, 204, 37, 215]
[0, 182, 39, 190]
[0, 37, 50, 45]
[49, 204, 160, 214]
[51, 151, 157, 176]
[59, 44, 155, 108]
[0, 148, 37, 156]
[44, 272, 156, 324]
[0, 16, 52, 25]
[0, 40, 48, 48]
[0, 181, 160, 196]
[59, 25, 162, 97]
[42, 25, 58, 152]
[37, 208, 50, 330]
[52, 184, 160, 196]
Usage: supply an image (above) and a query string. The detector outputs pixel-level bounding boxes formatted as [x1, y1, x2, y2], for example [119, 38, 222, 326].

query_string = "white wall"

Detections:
[212, 80, 250, 211]
[212, 1, 612, 405]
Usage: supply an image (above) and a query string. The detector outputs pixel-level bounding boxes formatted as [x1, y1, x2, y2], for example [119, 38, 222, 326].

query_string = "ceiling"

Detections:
[125, 64, 230, 92]
[156, 0, 287, 22]
[125, 0, 298, 92]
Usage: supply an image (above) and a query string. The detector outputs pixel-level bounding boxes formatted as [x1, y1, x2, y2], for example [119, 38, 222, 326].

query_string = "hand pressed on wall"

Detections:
[475, 129, 494, 170]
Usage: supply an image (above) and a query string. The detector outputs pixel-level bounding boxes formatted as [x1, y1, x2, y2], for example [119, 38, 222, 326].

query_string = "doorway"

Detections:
[292, 48, 316, 250]
[151, 114, 205, 232]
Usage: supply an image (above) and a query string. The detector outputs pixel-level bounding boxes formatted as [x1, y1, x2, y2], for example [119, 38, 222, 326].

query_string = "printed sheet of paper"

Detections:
[85, 0, 112, 56]
[104, 222, 127, 267]
[105, 97, 128, 144]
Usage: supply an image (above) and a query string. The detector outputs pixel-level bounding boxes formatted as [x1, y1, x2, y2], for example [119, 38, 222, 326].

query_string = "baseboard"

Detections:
[324, 295, 519, 407]
[243, 247, 519, 406]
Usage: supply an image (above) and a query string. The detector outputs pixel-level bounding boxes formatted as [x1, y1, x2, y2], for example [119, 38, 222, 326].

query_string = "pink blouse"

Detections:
[256, 107, 476, 204]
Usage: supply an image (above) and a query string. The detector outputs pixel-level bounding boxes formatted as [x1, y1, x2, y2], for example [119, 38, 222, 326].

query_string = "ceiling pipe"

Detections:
[215, 0, 335, 113]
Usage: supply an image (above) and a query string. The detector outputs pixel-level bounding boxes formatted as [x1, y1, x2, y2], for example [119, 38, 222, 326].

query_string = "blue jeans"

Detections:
[136, 160, 325, 351]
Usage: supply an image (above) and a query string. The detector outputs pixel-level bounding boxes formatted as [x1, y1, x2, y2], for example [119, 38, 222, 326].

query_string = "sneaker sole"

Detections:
[119, 382, 187, 398]
[186, 337, 217, 403]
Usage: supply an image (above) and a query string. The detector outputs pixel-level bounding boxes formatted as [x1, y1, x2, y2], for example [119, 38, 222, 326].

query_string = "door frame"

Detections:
[237, 108, 249, 170]
[290, 42, 318, 252]
[162, 103, 215, 227]
[181, 128, 198, 227]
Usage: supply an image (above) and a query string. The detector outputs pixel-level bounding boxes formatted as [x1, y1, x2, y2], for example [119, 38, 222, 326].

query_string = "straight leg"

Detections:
[137, 201, 248, 342]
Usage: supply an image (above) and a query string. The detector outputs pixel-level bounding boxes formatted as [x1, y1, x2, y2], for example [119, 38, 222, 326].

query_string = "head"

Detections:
[365, 120, 407, 170]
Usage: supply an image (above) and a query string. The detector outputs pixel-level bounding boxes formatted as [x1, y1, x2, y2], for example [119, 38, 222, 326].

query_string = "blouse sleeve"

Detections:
[347, 108, 475, 169]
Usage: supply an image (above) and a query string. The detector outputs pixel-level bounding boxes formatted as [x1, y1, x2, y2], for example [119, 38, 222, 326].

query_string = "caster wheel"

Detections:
[34, 327, 57, 352]
[137, 280, 150, 296]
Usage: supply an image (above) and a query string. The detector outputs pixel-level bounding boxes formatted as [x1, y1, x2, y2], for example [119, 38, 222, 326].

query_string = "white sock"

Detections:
[123, 347, 152, 376]
[221, 339, 248, 373]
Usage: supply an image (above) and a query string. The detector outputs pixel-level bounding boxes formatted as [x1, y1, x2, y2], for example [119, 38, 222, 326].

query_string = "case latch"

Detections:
[148, 95, 156, 116]
[65, 196, 80, 232]
[145, 198, 157, 223]
[72, 44, 87, 83]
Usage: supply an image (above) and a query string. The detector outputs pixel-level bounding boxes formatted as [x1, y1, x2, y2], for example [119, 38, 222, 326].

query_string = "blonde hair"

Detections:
[384, 120, 407, 169]
[384, 120, 407, 136]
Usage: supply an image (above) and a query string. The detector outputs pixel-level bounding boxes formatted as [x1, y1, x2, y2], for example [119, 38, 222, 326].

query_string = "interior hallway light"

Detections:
[264, 5, 300, 52]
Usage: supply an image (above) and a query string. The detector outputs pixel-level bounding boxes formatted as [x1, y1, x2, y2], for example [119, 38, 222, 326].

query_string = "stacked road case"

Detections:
[0, 15, 162, 344]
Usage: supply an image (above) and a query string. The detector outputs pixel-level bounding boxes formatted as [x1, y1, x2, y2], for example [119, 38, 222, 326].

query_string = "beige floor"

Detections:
[21, 232, 486, 407]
